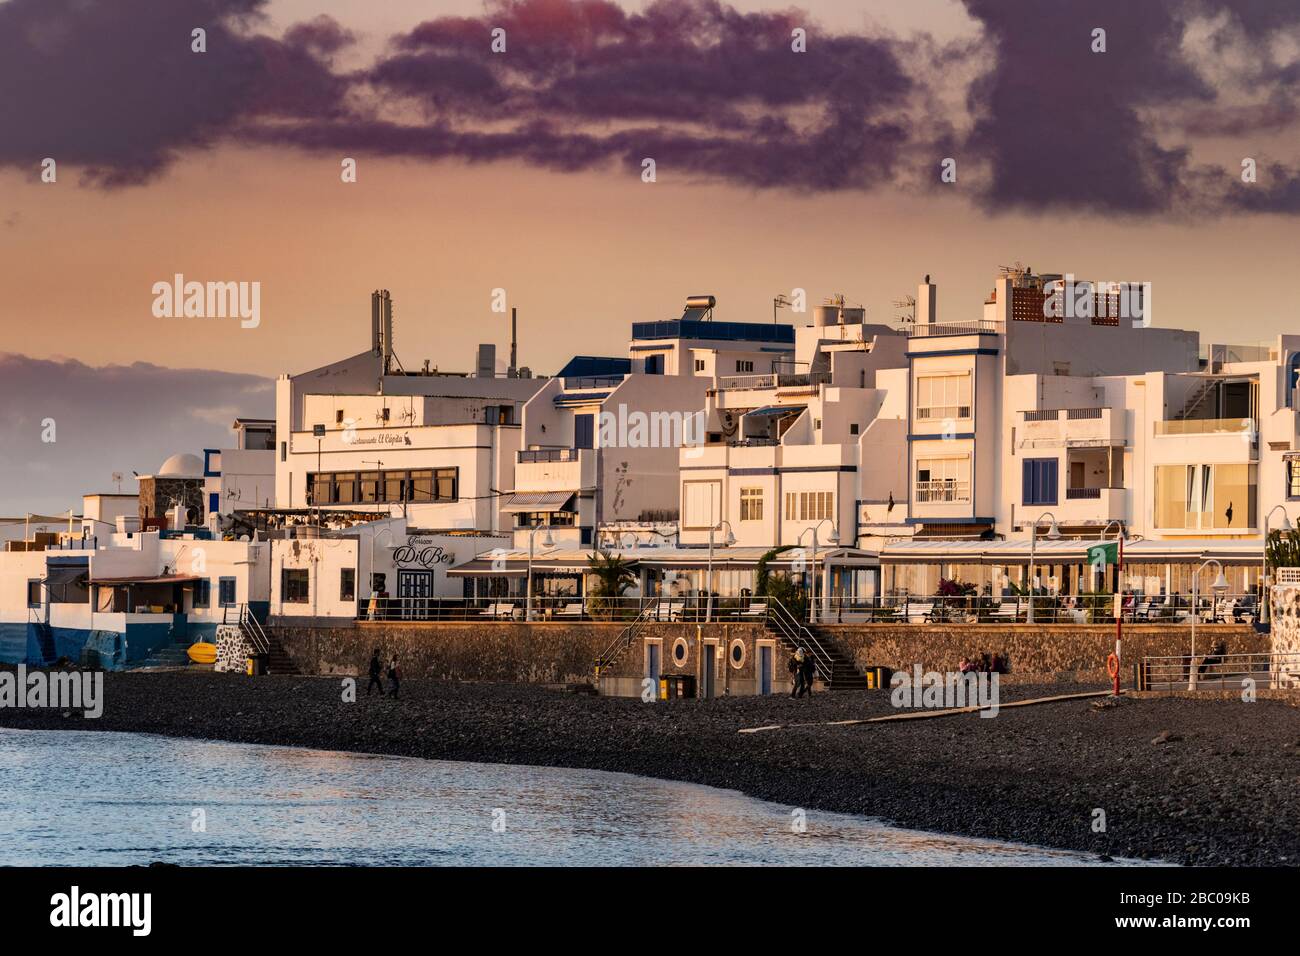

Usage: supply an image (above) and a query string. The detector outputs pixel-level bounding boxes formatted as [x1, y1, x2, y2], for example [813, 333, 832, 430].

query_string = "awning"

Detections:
[91, 574, 202, 585]
[880, 538, 1266, 564]
[745, 404, 805, 419]
[499, 491, 576, 513]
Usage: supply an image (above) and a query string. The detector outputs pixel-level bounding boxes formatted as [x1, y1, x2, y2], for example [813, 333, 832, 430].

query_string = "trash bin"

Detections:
[658, 675, 697, 699]
[864, 666, 892, 690]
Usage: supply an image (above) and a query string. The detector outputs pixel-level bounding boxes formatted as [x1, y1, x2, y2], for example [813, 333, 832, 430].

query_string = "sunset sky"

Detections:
[4, 0, 1300, 513]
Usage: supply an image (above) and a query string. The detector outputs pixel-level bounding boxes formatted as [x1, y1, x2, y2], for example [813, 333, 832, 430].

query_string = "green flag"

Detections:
[1086, 542, 1118, 567]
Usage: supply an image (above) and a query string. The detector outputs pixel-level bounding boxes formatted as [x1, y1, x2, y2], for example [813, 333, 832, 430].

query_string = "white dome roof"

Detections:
[157, 453, 204, 477]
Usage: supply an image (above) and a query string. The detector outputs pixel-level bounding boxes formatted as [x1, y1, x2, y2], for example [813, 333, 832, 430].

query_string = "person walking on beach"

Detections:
[387, 655, 401, 699]
[798, 650, 816, 698]
[789, 647, 805, 698]
[367, 647, 385, 697]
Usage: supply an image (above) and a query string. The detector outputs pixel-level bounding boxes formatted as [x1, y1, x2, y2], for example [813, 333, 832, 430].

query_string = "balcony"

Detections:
[914, 480, 970, 504]
[1055, 487, 1126, 526]
[1019, 407, 1124, 447]
[514, 447, 594, 492]
[715, 371, 830, 392]
[1153, 417, 1254, 436]
[904, 320, 1003, 338]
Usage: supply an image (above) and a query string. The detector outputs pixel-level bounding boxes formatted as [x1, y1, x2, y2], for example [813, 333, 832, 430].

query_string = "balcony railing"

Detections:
[905, 320, 1004, 338]
[1022, 407, 1104, 422]
[716, 371, 831, 391]
[914, 479, 970, 503]
[1153, 417, 1255, 436]
[1065, 486, 1103, 499]
[518, 448, 580, 463]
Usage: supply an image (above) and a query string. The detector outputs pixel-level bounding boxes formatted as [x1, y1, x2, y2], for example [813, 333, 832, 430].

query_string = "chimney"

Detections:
[509, 308, 518, 378]
[917, 277, 937, 326]
[371, 290, 394, 372]
[476, 344, 496, 379]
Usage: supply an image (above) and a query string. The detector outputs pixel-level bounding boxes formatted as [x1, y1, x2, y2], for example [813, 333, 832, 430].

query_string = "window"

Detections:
[333, 472, 358, 504]
[1155, 463, 1256, 530]
[340, 568, 356, 602]
[694, 358, 706, 372]
[26, 579, 41, 608]
[739, 487, 764, 521]
[280, 440, 286, 463]
[218, 577, 237, 607]
[1288, 456, 1300, 501]
[360, 472, 380, 503]
[1022, 458, 1058, 506]
[814, 418, 822, 430]
[193, 579, 211, 608]
[915, 457, 970, 503]
[783, 491, 834, 521]
[736, 360, 755, 373]
[335, 409, 344, 423]
[645, 354, 664, 374]
[915, 373, 972, 421]
[381, 407, 390, 421]
[281, 569, 309, 604]
[574, 413, 594, 449]
[850, 423, 859, 435]
[308, 467, 460, 505]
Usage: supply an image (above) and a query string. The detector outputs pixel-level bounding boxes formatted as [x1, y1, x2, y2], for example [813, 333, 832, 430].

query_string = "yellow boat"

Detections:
[187, 642, 218, 665]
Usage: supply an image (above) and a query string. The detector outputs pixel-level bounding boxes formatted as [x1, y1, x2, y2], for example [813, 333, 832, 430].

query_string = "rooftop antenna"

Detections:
[772, 294, 792, 324]
[892, 294, 916, 326]
[112, 472, 124, 493]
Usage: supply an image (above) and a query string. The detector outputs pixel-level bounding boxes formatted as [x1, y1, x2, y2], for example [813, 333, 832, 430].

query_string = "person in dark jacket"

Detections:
[367, 648, 384, 697]
[387, 655, 401, 699]
[798, 652, 816, 698]
[788, 648, 804, 698]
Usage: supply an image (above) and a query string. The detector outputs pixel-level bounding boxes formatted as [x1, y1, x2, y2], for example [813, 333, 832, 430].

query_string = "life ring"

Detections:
[1106, 652, 1120, 679]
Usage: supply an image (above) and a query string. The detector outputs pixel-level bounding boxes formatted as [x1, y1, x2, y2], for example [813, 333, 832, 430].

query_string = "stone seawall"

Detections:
[821, 623, 1265, 682]
[273, 622, 620, 684]
[271, 620, 1265, 689]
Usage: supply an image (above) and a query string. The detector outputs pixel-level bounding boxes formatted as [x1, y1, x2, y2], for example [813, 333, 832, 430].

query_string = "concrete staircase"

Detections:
[764, 619, 868, 690]
[262, 627, 300, 675]
[134, 639, 196, 669]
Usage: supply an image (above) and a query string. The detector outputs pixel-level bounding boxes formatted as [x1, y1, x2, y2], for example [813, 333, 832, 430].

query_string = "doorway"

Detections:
[397, 569, 433, 620]
[758, 644, 772, 695]
[702, 643, 717, 699]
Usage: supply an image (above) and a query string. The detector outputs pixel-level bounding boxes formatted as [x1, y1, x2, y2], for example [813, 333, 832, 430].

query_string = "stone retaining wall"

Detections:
[821, 623, 1264, 682]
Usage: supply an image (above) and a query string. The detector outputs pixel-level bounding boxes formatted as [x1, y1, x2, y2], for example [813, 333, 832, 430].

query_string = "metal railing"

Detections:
[1137, 651, 1300, 691]
[359, 594, 774, 623]
[223, 602, 269, 654]
[593, 599, 663, 675]
[905, 320, 1003, 338]
[765, 597, 836, 680]
[815, 593, 1261, 624]
[914, 480, 970, 503]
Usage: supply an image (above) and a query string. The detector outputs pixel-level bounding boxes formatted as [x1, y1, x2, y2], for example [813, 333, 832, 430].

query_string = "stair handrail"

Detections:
[765, 597, 836, 679]
[593, 598, 662, 676]
[238, 603, 270, 655]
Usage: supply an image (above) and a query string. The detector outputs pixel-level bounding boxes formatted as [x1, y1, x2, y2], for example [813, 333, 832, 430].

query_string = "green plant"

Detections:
[754, 545, 794, 596]
[1266, 529, 1300, 574]
[586, 550, 637, 619]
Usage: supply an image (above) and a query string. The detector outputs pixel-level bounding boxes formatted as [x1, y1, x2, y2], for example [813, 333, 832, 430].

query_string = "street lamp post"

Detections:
[1189, 558, 1229, 690]
[797, 519, 839, 624]
[369, 524, 395, 619]
[525, 523, 554, 622]
[706, 520, 736, 623]
[1025, 511, 1061, 625]
[1261, 505, 1292, 626]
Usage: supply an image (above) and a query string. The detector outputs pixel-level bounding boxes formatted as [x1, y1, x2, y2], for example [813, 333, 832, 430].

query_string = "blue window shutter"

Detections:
[1043, 459, 1058, 505]
[1022, 460, 1034, 504]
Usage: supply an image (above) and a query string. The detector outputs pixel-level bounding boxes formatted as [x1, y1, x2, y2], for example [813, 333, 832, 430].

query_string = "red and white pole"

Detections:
[1114, 534, 1123, 696]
